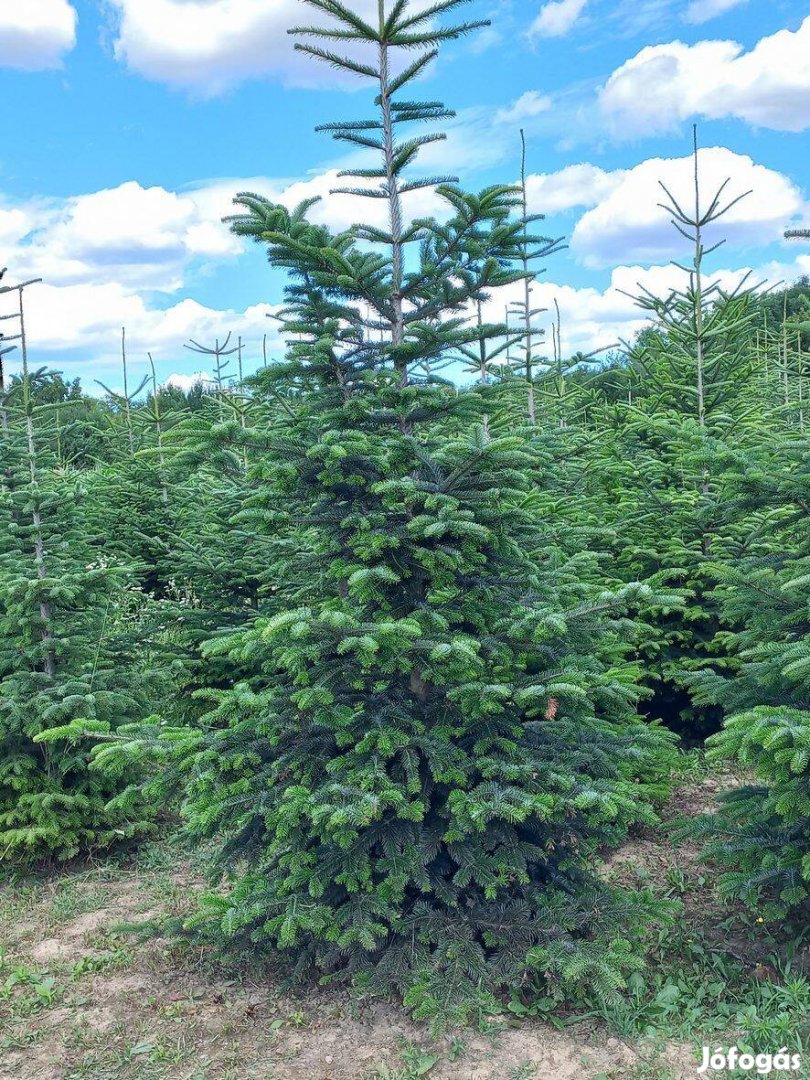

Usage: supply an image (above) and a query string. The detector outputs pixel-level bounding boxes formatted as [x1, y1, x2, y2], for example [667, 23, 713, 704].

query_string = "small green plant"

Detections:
[1, 966, 60, 1013]
[70, 947, 131, 979]
[508, 1064, 536, 1080]
[374, 1043, 440, 1080]
[448, 1037, 466, 1062]
[532, 918, 810, 1055]
[286, 1009, 306, 1028]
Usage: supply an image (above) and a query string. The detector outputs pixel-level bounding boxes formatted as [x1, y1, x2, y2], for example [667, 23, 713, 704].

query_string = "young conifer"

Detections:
[601, 131, 766, 734]
[684, 437, 810, 914]
[0, 280, 159, 863]
[69, 0, 678, 1022]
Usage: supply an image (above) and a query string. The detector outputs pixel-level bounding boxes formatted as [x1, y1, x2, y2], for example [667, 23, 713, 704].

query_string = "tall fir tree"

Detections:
[64, 0, 680, 1022]
[0, 280, 160, 863]
[684, 434, 810, 914]
[592, 131, 768, 735]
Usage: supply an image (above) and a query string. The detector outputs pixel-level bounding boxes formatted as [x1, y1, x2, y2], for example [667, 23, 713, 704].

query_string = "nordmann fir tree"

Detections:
[77, 358, 267, 729]
[81, 332, 179, 599]
[69, 0, 678, 1022]
[507, 130, 564, 422]
[147, 367, 272, 698]
[682, 435, 810, 915]
[602, 131, 765, 735]
[0, 280, 160, 863]
[629, 131, 760, 431]
[453, 190, 528, 387]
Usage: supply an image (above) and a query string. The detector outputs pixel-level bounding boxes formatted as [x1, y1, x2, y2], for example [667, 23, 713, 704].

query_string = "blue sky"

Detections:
[1, 0, 808, 391]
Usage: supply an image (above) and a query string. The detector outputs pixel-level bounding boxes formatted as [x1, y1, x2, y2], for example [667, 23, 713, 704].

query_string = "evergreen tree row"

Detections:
[3, 0, 809, 1026]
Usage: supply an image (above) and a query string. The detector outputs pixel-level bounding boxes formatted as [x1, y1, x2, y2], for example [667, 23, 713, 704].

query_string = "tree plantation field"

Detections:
[2, 2, 810, 1078]
[3, 771, 809, 1079]
[0, 773, 766, 1080]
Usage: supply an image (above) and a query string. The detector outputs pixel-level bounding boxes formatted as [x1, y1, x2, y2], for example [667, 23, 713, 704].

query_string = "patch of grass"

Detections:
[0, 1025, 43, 1052]
[447, 1035, 466, 1061]
[507, 1064, 536, 1080]
[0, 881, 39, 928]
[71, 944, 132, 979]
[0, 951, 62, 1017]
[671, 747, 709, 784]
[518, 912, 810, 1066]
[48, 880, 107, 922]
[63, 1025, 202, 1079]
[131, 839, 184, 874]
[372, 1042, 441, 1079]
[8, 830, 784, 1080]
[594, 1062, 676, 1080]
[592, 910, 810, 1056]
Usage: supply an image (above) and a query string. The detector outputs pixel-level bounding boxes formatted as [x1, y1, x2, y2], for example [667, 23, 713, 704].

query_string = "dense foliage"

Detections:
[685, 436, 810, 915]
[2, 0, 809, 1026]
[0, 353, 161, 860]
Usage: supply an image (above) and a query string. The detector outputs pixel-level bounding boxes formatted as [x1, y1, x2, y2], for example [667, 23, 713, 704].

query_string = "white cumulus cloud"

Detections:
[0, 177, 289, 383]
[599, 17, 810, 137]
[478, 255, 791, 362]
[0, 0, 77, 71]
[6, 182, 241, 291]
[2, 169, 451, 303]
[525, 164, 626, 215]
[529, 0, 589, 38]
[0, 280, 281, 384]
[2, 151, 806, 387]
[107, 0, 380, 95]
[571, 148, 807, 268]
[164, 370, 213, 393]
[0, 204, 34, 248]
[0, 165, 446, 383]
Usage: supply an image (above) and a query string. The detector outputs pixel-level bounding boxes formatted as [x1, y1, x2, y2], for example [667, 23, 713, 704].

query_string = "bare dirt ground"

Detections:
[0, 770, 746, 1080]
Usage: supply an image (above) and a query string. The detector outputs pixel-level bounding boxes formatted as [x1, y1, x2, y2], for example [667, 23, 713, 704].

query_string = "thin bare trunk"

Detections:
[798, 336, 805, 434]
[19, 285, 56, 678]
[121, 327, 135, 454]
[554, 298, 565, 429]
[688, 129, 712, 555]
[520, 130, 535, 424]
[691, 130, 706, 430]
[378, 1, 405, 371]
[476, 301, 486, 383]
[148, 352, 169, 508]
[782, 299, 790, 409]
